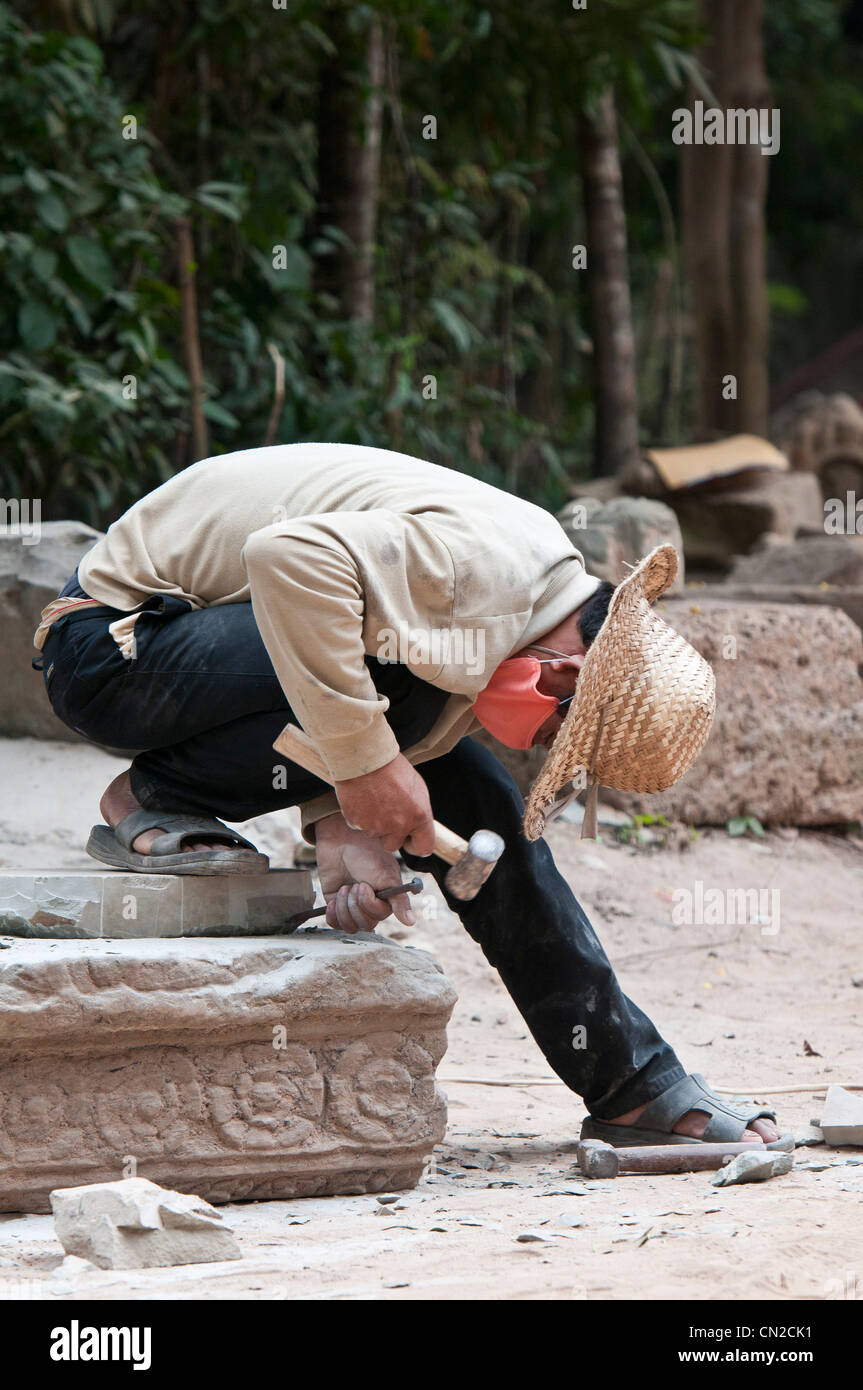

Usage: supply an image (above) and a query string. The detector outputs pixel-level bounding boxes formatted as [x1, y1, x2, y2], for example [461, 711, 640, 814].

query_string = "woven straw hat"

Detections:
[523, 544, 715, 841]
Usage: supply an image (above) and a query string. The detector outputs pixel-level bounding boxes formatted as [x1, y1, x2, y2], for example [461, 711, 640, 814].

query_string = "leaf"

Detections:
[431, 298, 474, 353]
[18, 301, 60, 351]
[768, 282, 808, 316]
[35, 191, 69, 232]
[24, 168, 50, 193]
[202, 400, 240, 428]
[67, 235, 115, 293]
[745, 816, 766, 837]
[726, 817, 747, 837]
[30, 248, 58, 281]
[195, 183, 245, 221]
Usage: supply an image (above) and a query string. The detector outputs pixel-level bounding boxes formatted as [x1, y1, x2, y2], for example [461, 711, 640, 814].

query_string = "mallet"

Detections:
[277, 725, 505, 902]
[576, 1136, 795, 1179]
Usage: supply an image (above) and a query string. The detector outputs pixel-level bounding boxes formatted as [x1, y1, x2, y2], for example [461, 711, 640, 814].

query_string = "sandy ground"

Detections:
[1, 737, 862, 1302]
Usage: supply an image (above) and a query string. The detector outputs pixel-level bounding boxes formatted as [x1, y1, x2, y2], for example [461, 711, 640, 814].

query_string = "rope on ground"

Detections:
[436, 1076, 862, 1095]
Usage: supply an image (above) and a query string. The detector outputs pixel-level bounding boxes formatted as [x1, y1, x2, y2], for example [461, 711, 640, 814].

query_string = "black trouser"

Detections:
[41, 597, 685, 1118]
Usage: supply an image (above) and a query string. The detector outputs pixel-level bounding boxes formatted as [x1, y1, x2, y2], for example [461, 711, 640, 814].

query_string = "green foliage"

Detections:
[2, 0, 860, 530]
[0, 8, 195, 519]
[616, 812, 670, 846]
[726, 816, 766, 838]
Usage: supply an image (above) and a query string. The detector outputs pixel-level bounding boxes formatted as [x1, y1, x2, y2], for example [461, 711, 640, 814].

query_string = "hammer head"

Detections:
[443, 829, 505, 901]
[576, 1139, 619, 1179]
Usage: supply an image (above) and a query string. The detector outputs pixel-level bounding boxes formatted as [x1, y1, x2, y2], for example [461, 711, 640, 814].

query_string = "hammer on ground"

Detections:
[277, 725, 505, 901]
[576, 1136, 795, 1179]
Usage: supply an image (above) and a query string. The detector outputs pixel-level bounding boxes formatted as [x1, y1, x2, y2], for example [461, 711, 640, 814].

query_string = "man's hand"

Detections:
[334, 753, 435, 856]
[315, 812, 419, 933]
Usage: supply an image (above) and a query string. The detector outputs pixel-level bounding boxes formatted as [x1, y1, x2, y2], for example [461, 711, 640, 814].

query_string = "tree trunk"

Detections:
[175, 216, 208, 461]
[579, 86, 640, 477]
[314, 6, 384, 325]
[729, 0, 770, 434]
[682, 0, 771, 437]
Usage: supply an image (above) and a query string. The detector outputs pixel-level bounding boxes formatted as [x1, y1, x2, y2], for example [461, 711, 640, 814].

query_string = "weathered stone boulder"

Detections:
[0, 867, 314, 938]
[0, 932, 455, 1212]
[618, 599, 863, 826]
[730, 535, 863, 588]
[772, 391, 863, 501]
[682, 582, 863, 636]
[0, 520, 102, 740]
[558, 496, 684, 593]
[668, 472, 823, 570]
[51, 1177, 241, 1269]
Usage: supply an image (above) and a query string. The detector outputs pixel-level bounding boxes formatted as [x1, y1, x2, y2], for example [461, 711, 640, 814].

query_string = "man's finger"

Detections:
[348, 883, 389, 931]
[403, 816, 436, 858]
[327, 885, 361, 933]
[386, 888, 416, 927]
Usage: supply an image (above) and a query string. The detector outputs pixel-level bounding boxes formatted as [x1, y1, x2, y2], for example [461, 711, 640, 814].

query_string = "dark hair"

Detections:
[577, 580, 616, 647]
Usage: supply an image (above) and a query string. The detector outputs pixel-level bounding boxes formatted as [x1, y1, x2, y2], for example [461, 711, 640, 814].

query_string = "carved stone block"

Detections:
[0, 932, 455, 1212]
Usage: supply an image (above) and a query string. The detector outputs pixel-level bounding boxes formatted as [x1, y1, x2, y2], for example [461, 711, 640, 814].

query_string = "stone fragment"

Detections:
[793, 1129, 826, 1148]
[0, 932, 455, 1212]
[771, 1151, 795, 1175]
[711, 1151, 787, 1186]
[0, 867, 313, 938]
[618, 599, 863, 826]
[0, 520, 102, 740]
[51, 1177, 241, 1269]
[558, 496, 684, 593]
[57, 1255, 99, 1275]
[819, 1085, 863, 1147]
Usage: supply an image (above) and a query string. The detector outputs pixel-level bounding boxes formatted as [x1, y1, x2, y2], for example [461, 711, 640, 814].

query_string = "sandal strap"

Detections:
[636, 1072, 776, 1143]
[112, 811, 257, 856]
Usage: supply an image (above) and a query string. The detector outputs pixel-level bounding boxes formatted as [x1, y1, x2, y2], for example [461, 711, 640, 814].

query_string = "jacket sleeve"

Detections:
[242, 510, 453, 782]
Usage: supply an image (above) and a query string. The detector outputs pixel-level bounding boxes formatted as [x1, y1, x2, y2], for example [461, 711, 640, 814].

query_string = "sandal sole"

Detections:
[580, 1117, 795, 1151]
[86, 825, 269, 876]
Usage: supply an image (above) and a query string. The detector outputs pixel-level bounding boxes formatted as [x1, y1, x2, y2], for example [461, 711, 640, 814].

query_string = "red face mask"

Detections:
[473, 647, 573, 749]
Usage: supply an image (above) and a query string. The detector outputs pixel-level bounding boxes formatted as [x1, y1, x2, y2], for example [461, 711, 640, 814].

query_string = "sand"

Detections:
[1, 737, 861, 1300]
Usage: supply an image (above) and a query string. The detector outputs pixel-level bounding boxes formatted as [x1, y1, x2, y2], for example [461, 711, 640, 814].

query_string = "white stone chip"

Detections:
[51, 1177, 242, 1269]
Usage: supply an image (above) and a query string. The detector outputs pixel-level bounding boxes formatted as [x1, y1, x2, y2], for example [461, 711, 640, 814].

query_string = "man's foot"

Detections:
[608, 1101, 780, 1145]
[99, 770, 259, 859]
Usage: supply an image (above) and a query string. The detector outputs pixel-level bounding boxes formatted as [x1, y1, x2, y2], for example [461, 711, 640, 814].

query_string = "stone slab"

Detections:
[0, 932, 456, 1211]
[819, 1085, 863, 1147]
[730, 535, 863, 588]
[683, 583, 863, 635]
[51, 1177, 241, 1269]
[0, 867, 314, 938]
[618, 599, 863, 826]
[669, 472, 823, 569]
